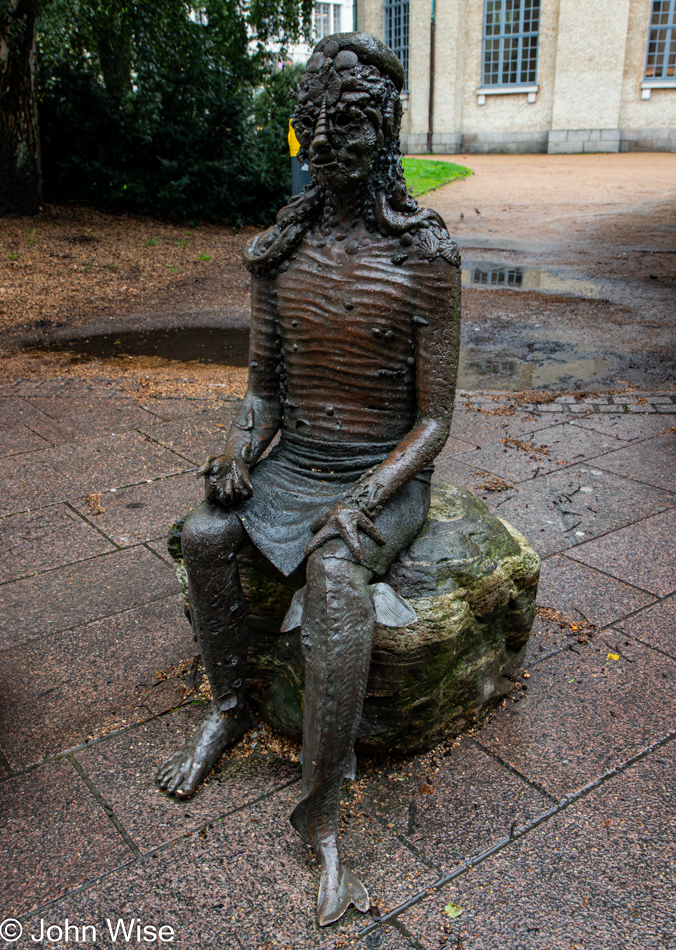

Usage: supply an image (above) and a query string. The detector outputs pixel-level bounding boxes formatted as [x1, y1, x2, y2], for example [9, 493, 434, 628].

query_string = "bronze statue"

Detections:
[157, 32, 461, 926]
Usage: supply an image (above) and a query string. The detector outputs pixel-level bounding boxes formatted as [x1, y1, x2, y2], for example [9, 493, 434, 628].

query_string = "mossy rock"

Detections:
[168, 482, 540, 754]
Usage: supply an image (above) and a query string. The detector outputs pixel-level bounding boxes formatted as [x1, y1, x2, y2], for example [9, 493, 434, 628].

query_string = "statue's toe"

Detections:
[156, 752, 185, 791]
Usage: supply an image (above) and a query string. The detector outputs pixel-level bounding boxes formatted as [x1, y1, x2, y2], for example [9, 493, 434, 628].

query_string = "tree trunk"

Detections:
[0, 0, 41, 216]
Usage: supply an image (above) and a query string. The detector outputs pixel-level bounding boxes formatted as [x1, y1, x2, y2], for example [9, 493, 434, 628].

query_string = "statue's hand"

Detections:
[198, 454, 253, 509]
[304, 501, 386, 563]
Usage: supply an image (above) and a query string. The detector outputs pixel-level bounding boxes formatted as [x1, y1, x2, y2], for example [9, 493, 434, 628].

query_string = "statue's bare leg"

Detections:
[157, 502, 251, 799]
[290, 546, 374, 926]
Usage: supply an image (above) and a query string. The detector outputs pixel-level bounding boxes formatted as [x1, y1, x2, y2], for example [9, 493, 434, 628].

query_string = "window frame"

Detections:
[384, 0, 409, 92]
[480, 0, 541, 90]
[314, 3, 342, 41]
[644, 0, 676, 82]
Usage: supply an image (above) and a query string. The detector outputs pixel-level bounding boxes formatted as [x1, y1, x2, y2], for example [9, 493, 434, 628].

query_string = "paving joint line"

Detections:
[0, 468, 197, 522]
[64, 501, 123, 551]
[17, 773, 303, 924]
[468, 737, 559, 804]
[67, 754, 142, 859]
[0, 539, 174, 590]
[0, 590, 181, 658]
[387, 917, 426, 949]
[610, 629, 676, 663]
[358, 731, 676, 937]
[0, 696, 202, 784]
[135, 426, 203, 467]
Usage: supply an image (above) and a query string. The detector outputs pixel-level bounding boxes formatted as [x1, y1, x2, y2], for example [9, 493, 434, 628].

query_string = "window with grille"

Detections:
[645, 0, 676, 79]
[482, 0, 540, 86]
[314, 3, 342, 39]
[385, 0, 409, 90]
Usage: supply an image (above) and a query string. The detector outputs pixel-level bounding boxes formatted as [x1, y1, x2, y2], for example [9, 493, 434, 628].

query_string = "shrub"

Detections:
[36, 0, 311, 224]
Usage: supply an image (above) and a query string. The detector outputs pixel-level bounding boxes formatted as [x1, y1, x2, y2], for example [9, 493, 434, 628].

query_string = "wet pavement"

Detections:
[0, 382, 674, 949]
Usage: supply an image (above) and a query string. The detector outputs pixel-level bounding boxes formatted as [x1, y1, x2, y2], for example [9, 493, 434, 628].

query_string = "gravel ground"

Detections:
[1, 152, 674, 397]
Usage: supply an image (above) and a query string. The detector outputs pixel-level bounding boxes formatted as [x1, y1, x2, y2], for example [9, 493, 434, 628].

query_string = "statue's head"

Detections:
[244, 32, 448, 276]
[291, 33, 405, 195]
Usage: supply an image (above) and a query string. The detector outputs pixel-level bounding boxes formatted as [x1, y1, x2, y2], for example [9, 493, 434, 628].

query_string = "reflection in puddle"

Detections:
[470, 264, 524, 287]
[33, 327, 251, 366]
[34, 327, 614, 392]
[459, 349, 613, 391]
[462, 260, 608, 299]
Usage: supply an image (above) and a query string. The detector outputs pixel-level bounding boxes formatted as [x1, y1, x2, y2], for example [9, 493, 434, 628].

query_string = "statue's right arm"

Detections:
[200, 275, 282, 508]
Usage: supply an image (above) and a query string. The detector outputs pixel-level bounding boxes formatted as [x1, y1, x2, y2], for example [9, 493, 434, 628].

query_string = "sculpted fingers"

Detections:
[358, 513, 386, 546]
[304, 521, 339, 556]
[338, 516, 364, 561]
[197, 457, 216, 478]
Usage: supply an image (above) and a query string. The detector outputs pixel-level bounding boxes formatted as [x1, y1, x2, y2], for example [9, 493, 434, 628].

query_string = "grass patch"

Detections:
[402, 157, 471, 197]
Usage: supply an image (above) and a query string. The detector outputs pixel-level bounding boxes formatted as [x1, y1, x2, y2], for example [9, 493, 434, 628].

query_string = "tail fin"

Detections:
[318, 864, 370, 927]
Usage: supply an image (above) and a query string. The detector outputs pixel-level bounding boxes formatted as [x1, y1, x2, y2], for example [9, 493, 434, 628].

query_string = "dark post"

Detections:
[427, 0, 436, 154]
[0, 0, 41, 216]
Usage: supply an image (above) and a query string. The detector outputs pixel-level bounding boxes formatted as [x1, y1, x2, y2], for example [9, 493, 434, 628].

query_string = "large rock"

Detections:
[168, 483, 540, 754]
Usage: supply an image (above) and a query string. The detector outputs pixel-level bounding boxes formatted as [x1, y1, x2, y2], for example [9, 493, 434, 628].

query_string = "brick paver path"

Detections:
[1, 383, 674, 949]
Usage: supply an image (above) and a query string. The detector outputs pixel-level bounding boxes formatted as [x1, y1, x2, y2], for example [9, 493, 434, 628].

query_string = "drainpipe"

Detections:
[427, 0, 436, 153]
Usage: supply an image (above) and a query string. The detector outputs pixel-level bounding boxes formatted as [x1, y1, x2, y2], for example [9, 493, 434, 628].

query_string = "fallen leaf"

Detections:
[444, 902, 463, 919]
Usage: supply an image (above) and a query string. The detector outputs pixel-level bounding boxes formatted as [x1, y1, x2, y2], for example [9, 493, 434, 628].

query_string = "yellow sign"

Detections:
[288, 119, 300, 157]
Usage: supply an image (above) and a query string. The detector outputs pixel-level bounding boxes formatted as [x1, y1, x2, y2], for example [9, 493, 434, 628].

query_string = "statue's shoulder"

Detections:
[407, 213, 461, 270]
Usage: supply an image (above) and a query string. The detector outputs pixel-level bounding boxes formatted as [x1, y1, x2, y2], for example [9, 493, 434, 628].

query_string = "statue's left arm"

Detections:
[306, 251, 461, 560]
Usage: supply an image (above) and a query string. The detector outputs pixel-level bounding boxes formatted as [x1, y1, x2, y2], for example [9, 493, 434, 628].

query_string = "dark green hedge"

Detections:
[36, 0, 310, 224]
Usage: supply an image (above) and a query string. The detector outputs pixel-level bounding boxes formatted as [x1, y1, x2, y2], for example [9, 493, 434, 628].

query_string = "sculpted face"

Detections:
[292, 45, 395, 195]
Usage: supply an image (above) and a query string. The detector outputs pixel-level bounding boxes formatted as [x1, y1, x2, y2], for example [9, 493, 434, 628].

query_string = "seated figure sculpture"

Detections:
[157, 32, 461, 926]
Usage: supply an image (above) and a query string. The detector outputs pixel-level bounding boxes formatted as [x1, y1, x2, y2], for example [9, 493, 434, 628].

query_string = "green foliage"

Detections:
[36, 0, 312, 223]
[402, 157, 472, 197]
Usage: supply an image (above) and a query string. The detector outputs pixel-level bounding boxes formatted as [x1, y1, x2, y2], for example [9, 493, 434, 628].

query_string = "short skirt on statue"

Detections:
[235, 432, 431, 577]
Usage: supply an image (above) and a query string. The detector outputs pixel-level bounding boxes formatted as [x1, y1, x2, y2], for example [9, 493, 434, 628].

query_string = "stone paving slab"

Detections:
[615, 595, 676, 659]
[593, 430, 676, 492]
[567, 507, 676, 596]
[363, 739, 552, 874]
[430, 457, 496, 492]
[449, 411, 572, 444]
[1, 391, 675, 949]
[21, 396, 161, 446]
[0, 760, 132, 918]
[69, 471, 202, 547]
[448, 424, 627, 484]
[138, 408, 246, 466]
[0, 431, 190, 517]
[0, 395, 56, 426]
[477, 638, 675, 799]
[0, 596, 194, 770]
[0, 547, 177, 652]
[1, 504, 115, 583]
[570, 412, 675, 441]
[536, 554, 656, 628]
[135, 396, 238, 424]
[482, 463, 676, 558]
[0, 424, 51, 458]
[40, 784, 437, 949]
[390, 741, 676, 950]
[75, 706, 300, 853]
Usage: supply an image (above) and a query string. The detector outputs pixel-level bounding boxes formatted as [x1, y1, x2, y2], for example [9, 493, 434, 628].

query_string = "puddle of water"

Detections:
[461, 260, 609, 299]
[34, 327, 250, 366]
[36, 327, 615, 391]
[458, 350, 613, 391]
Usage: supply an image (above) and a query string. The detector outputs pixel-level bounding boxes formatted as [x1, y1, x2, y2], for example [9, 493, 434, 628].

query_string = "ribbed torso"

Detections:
[275, 234, 419, 443]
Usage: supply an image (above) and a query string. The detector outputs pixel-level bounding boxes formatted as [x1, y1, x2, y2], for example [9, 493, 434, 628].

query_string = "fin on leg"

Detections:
[281, 585, 307, 632]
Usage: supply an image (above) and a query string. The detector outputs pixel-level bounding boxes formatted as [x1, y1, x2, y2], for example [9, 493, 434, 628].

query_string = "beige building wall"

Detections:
[619, 0, 676, 150]
[358, 0, 675, 153]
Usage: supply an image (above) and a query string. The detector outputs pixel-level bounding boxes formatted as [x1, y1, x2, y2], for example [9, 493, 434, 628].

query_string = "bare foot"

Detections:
[156, 706, 250, 799]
